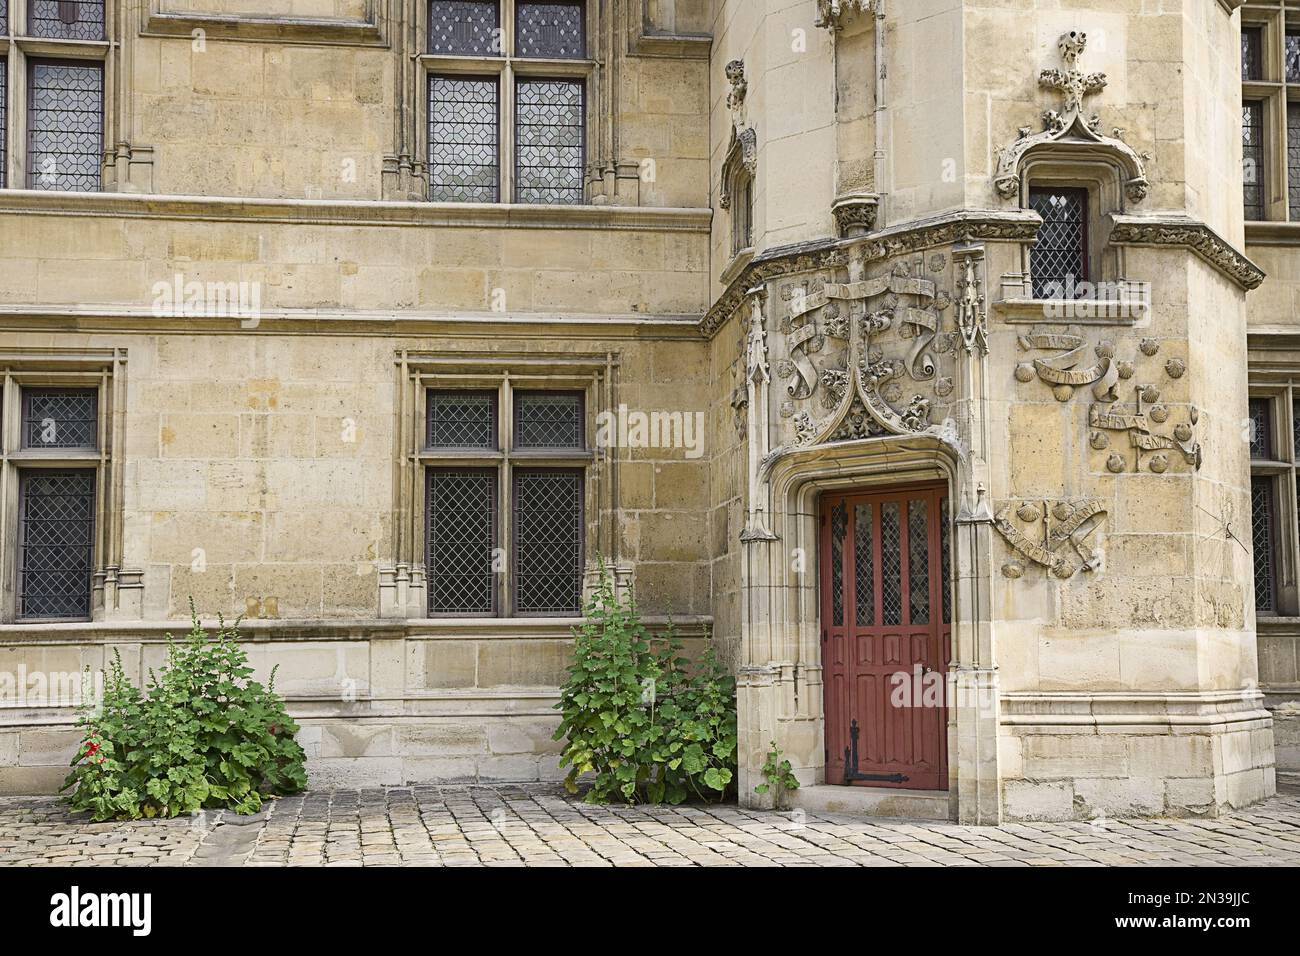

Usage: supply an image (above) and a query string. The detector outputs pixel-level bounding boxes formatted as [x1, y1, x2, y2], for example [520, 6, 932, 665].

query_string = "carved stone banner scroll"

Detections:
[1014, 332, 1201, 473]
[994, 498, 1107, 580]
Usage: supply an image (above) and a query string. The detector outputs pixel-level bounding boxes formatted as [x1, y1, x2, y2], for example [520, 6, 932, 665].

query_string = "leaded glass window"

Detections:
[880, 502, 902, 627]
[907, 498, 930, 625]
[29, 0, 105, 40]
[428, 75, 500, 203]
[1250, 396, 1272, 460]
[427, 390, 497, 448]
[512, 469, 583, 614]
[1028, 187, 1089, 298]
[515, 78, 584, 204]
[22, 388, 98, 449]
[1288, 31, 1300, 83]
[1243, 25, 1264, 81]
[514, 391, 583, 449]
[28, 60, 103, 193]
[516, 1, 585, 59]
[18, 470, 95, 619]
[429, 1, 500, 55]
[830, 500, 846, 627]
[0, 60, 6, 190]
[427, 469, 498, 614]
[1252, 476, 1277, 613]
[853, 503, 874, 627]
[1289, 103, 1300, 220]
[732, 168, 753, 256]
[422, 381, 588, 618]
[1243, 101, 1266, 221]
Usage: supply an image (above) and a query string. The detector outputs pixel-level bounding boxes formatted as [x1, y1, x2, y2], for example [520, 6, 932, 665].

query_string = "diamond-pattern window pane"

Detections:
[429, 74, 499, 203]
[29, 0, 105, 40]
[1244, 100, 1265, 221]
[907, 498, 930, 625]
[880, 502, 902, 627]
[513, 470, 582, 615]
[514, 392, 583, 448]
[19, 470, 95, 619]
[516, 1, 585, 58]
[427, 469, 497, 614]
[22, 388, 97, 449]
[0, 2, 6, 33]
[428, 1, 499, 55]
[1288, 104, 1300, 220]
[1288, 31, 1300, 83]
[853, 503, 873, 627]
[1029, 187, 1088, 298]
[28, 60, 103, 192]
[515, 78, 584, 204]
[0, 59, 6, 190]
[427, 390, 497, 449]
[1249, 396, 1272, 460]
[1293, 399, 1300, 459]
[830, 500, 846, 627]
[1251, 476, 1276, 614]
[1243, 25, 1264, 81]
[940, 495, 952, 625]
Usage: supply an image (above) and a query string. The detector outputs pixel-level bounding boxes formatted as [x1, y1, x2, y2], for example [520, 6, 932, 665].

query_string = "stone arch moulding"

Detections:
[993, 29, 1150, 206]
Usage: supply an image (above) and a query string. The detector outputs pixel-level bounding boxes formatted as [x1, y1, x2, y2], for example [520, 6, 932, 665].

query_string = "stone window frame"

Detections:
[1239, 0, 1300, 222]
[0, 0, 111, 193]
[409, 0, 597, 204]
[1248, 378, 1300, 617]
[995, 153, 1149, 322]
[0, 347, 132, 625]
[382, 350, 617, 619]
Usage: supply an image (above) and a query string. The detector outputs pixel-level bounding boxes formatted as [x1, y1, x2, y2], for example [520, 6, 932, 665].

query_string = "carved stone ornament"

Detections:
[831, 191, 880, 239]
[993, 497, 1107, 579]
[763, 253, 957, 457]
[816, 0, 878, 32]
[1109, 215, 1265, 291]
[953, 246, 988, 355]
[993, 30, 1149, 204]
[1015, 332, 1202, 473]
[719, 60, 757, 211]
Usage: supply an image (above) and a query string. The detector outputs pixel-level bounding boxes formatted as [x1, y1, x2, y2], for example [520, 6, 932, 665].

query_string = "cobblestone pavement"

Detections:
[3, 783, 1300, 867]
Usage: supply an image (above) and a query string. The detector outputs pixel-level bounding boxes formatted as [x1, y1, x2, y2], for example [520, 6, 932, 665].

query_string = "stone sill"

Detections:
[0, 189, 713, 233]
[142, 10, 385, 47]
[0, 615, 713, 643]
[994, 296, 1150, 325]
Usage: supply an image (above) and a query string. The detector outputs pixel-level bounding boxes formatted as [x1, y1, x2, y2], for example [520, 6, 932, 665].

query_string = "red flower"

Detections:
[84, 741, 100, 758]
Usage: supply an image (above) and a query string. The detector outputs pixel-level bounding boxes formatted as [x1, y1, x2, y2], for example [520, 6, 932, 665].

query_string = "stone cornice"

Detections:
[0, 305, 706, 340]
[1109, 214, 1265, 291]
[700, 209, 1041, 338]
[0, 189, 713, 233]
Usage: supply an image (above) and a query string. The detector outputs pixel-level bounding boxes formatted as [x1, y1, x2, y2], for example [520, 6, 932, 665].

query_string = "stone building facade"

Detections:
[0, 0, 1289, 823]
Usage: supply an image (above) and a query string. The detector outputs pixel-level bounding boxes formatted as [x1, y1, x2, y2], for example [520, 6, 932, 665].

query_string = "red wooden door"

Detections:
[821, 484, 951, 790]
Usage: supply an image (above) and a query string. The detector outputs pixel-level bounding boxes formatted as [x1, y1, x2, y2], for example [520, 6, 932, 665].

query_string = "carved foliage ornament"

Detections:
[995, 498, 1107, 580]
[816, 0, 878, 31]
[994, 30, 1149, 204]
[720, 59, 757, 211]
[770, 255, 956, 453]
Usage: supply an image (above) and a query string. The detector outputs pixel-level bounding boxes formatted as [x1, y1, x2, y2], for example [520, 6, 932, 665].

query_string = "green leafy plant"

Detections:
[553, 568, 737, 805]
[61, 604, 308, 822]
[754, 740, 800, 809]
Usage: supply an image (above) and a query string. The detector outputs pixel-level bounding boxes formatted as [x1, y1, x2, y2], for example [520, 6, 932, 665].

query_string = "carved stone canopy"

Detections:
[994, 30, 1149, 204]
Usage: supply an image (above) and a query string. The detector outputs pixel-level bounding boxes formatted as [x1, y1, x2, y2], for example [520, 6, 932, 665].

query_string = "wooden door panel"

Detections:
[822, 483, 951, 791]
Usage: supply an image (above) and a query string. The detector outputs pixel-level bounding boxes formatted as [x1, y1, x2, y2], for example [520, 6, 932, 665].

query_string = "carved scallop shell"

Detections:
[1164, 357, 1186, 379]
[934, 376, 954, 398]
[1140, 338, 1160, 356]
[1089, 430, 1110, 450]
[1174, 422, 1193, 442]
[1149, 404, 1169, 424]
[1149, 454, 1169, 474]
[1095, 341, 1115, 359]
[1002, 562, 1025, 579]
[1106, 454, 1125, 473]
[1053, 384, 1074, 402]
[1051, 502, 1074, 521]
[1116, 361, 1135, 379]
[1016, 503, 1043, 523]
[1014, 363, 1036, 383]
[1140, 385, 1161, 404]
